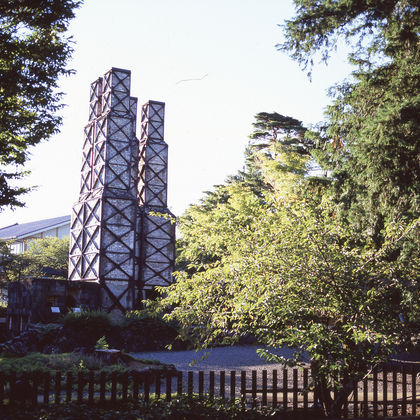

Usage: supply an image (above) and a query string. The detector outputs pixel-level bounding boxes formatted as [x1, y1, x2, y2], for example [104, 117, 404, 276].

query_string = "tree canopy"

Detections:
[0, 237, 69, 285]
[281, 0, 420, 245]
[0, 0, 82, 209]
[162, 126, 419, 416]
[156, 1, 420, 417]
[279, 0, 419, 71]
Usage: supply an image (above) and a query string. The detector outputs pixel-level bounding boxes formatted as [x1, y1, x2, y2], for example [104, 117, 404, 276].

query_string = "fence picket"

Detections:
[199, 371, 204, 399]
[111, 372, 117, 403]
[209, 371, 214, 400]
[77, 371, 83, 403]
[353, 377, 358, 418]
[220, 371, 226, 400]
[241, 371, 246, 406]
[251, 370, 257, 408]
[99, 371, 106, 404]
[272, 369, 278, 408]
[283, 368, 288, 410]
[342, 373, 349, 419]
[392, 367, 398, 417]
[188, 371, 193, 399]
[230, 371, 235, 403]
[66, 371, 73, 403]
[166, 373, 172, 401]
[412, 365, 417, 417]
[44, 371, 50, 404]
[383, 368, 388, 417]
[133, 371, 139, 401]
[373, 367, 378, 418]
[122, 371, 128, 402]
[292, 369, 298, 410]
[155, 372, 161, 399]
[177, 371, 183, 397]
[303, 368, 308, 411]
[55, 371, 61, 405]
[402, 365, 407, 416]
[262, 370, 267, 406]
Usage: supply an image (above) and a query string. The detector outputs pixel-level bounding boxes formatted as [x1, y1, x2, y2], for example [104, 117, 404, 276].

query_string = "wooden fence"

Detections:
[0, 366, 419, 418]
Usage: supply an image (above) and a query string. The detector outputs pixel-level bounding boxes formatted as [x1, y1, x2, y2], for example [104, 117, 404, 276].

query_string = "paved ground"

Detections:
[132, 345, 307, 372]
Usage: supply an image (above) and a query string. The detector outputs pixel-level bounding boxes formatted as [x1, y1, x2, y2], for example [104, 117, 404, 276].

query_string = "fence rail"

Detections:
[0, 366, 419, 418]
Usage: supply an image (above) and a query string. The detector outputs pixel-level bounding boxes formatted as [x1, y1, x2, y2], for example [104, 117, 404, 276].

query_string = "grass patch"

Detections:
[0, 351, 168, 375]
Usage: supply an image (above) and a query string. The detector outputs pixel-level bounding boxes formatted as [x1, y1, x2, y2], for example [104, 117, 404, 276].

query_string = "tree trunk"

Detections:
[328, 375, 356, 418]
[311, 362, 357, 418]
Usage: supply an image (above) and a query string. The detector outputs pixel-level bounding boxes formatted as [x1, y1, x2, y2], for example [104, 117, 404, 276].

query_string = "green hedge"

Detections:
[61, 311, 111, 336]
[60, 311, 112, 348]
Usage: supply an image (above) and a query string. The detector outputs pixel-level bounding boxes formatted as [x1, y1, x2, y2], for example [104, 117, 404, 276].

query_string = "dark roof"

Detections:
[0, 215, 71, 240]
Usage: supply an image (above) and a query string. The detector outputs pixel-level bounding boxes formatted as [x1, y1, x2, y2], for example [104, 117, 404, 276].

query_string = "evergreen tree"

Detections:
[281, 0, 420, 246]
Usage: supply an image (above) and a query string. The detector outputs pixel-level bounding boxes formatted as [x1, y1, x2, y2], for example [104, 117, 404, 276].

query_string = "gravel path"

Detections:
[132, 345, 310, 397]
[132, 345, 306, 372]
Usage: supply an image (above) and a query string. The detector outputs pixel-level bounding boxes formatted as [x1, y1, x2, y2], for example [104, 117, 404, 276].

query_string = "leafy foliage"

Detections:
[95, 336, 109, 350]
[0, 352, 104, 375]
[169, 6, 420, 401]
[111, 310, 185, 351]
[281, 0, 420, 246]
[61, 310, 111, 337]
[0, 237, 69, 282]
[176, 113, 315, 275]
[0, 0, 82, 209]
[279, 0, 419, 72]
[0, 398, 287, 420]
[164, 102, 420, 417]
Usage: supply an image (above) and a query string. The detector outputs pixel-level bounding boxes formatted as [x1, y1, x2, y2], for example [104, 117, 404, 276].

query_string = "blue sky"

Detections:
[1, 0, 353, 227]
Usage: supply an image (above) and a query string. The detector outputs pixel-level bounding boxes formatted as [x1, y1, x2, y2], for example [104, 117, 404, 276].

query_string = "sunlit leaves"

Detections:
[0, 0, 82, 209]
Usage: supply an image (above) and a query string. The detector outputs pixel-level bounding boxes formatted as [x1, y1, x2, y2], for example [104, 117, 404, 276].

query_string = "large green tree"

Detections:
[176, 113, 311, 274]
[0, 0, 82, 209]
[160, 2, 420, 416]
[280, 0, 420, 246]
[164, 105, 419, 417]
[163, 162, 419, 417]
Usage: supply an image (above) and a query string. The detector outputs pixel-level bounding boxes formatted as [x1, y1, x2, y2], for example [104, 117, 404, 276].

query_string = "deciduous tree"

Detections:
[0, 0, 82, 209]
[163, 181, 419, 417]
[0, 237, 69, 282]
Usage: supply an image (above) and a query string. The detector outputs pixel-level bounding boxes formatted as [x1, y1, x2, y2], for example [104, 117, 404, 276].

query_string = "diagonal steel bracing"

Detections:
[138, 101, 175, 291]
[69, 69, 175, 312]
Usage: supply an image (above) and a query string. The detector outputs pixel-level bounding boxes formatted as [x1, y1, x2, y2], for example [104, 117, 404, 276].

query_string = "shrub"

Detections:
[61, 311, 111, 347]
[106, 310, 181, 352]
[0, 352, 104, 375]
[95, 336, 109, 350]
[0, 398, 282, 419]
